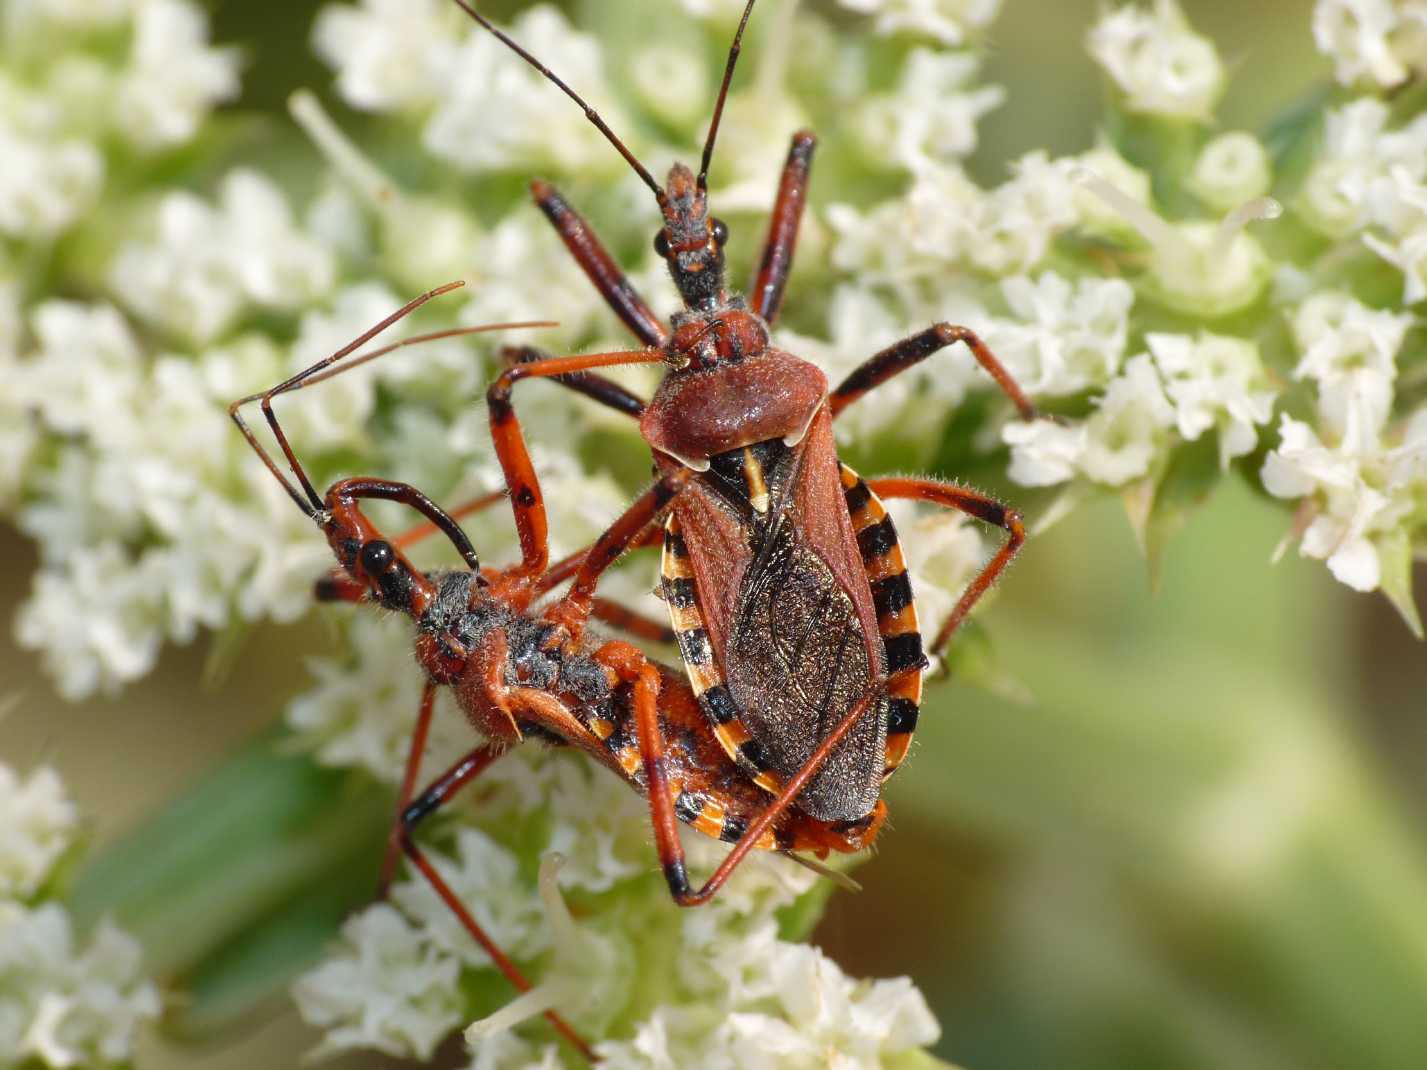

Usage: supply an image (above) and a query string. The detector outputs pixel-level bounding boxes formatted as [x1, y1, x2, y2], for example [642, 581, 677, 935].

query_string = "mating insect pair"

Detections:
[231, 0, 1036, 1058]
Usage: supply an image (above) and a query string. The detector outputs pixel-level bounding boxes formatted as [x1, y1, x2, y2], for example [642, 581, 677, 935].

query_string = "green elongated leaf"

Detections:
[70, 730, 389, 1032]
[1260, 83, 1331, 192]
[1141, 434, 1223, 589]
[1375, 528, 1424, 639]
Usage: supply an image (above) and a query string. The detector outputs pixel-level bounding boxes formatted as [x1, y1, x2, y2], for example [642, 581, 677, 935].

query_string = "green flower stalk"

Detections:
[5, 0, 1427, 1068]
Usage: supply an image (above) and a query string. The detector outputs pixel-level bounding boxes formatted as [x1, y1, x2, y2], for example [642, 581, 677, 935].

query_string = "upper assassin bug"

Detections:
[229, 284, 888, 1061]
[453, 1, 1036, 852]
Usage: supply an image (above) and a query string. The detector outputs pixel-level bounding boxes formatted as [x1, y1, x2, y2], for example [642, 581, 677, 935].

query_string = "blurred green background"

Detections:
[6, 1, 1427, 1068]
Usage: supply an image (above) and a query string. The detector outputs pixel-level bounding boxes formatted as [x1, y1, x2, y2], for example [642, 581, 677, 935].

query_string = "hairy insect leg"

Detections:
[327, 476, 483, 573]
[528, 182, 669, 348]
[828, 323, 1038, 422]
[588, 597, 676, 644]
[500, 344, 647, 419]
[399, 742, 596, 1062]
[378, 678, 437, 895]
[749, 131, 816, 325]
[620, 645, 884, 907]
[486, 347, 667, 584]
[536, 524, 663, 597]
[543, 470, 692, 643]
[866, 476, 1026, 660]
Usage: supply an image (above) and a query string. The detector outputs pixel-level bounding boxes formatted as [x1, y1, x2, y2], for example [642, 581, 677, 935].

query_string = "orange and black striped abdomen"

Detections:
[582, 661, 790, 850]
[839, 463, 926, 780]
[660, 518, 786, 799]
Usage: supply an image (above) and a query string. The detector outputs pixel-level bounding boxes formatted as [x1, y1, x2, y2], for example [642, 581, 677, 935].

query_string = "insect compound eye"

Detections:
[359, 539, 394, 578]
[653, 229, 670, 257]
[710, 217, 729, 246]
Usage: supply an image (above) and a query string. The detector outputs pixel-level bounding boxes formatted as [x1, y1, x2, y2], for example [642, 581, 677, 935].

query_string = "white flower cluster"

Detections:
[1261, 293, 1426, 603]
[836, 0, 1004, 47]
[1298, 98, 1427, 303]
[0, 765, 78, 900]
[315, 1, 634, 180]
[0, 760, 159, 1069]
[1086, 0, 1224, 120]
[293, 742, 939, 1068]
[0, 0, 237, 240]
[110, 170, 337, 346]
[1313, 0, 1427, 89]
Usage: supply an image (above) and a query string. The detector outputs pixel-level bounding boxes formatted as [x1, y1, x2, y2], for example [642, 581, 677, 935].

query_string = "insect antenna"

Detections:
[229, 279, 555, 518]
[697, 0, 758, 192]
[448, 0, 665, 202]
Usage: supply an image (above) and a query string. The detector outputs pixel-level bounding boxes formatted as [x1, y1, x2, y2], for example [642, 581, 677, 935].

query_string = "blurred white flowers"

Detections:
[1087, 0, 1224, 120]
[8, 0, 1427, 1063]
[0, 760, 159, 1070]
[837, 0, 1003, 47]
[1312, 0, 1427, 89]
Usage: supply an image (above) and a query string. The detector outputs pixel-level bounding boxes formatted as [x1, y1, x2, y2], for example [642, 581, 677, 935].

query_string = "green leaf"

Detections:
[1376, 529, 1424, 639]
[1141, 435, 1222, 588]
[1260, 82, 1332, 192]
[70, 731, 389, 1034]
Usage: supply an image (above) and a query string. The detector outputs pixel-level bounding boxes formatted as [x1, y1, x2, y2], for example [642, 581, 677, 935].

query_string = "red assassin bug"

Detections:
[229, 285, 891, 1061]
[453, 0, 1036, 887]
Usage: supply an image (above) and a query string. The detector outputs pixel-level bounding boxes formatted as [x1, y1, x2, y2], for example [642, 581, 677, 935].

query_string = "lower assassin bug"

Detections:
[454, 0, 1036, 849]
[229, 284, 889, 1061]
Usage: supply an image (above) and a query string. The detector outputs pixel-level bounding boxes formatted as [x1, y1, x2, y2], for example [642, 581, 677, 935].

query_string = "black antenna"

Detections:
[698, 0, 758, 192]
[449, 0, 665, 202]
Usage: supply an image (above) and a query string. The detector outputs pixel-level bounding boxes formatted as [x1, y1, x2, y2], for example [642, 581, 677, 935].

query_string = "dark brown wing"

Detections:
[661, 409, 888, 822]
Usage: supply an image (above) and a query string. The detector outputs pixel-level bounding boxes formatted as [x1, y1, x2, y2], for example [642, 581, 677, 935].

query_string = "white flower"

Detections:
[1072, 143, 1154, 240]
[676, 0, 753, 19]
[113, 0, 240, 149]
[1005, 354, 1176, 487]
[109, 169, 336, 345]
[827, 162, 985, 287]
[1290, 291, 1412, 437]
[1313, 0, 1427, 88]
[778, 283, 980, 445]
[1188, 132, 1273, 211]
[17, 301, 143, 440]
[15, 541, 166, 701]
[423, 6, 635, 179]
[983, 272, 1136, 397]
[725, 943, 940, 1063]
[0, 765, 79, 900]
[293, 903, 465, 1060]
[628, 42, 710, 129]
[1087, 0, 1224, 120]
[1297, 99, 1427, 239]
[1144, 219, 1277, 318]
[1370, 224, 1427, 304]
[0, 902, 160, 1069]
[393, 829, 550, 970]
[851, 49, 1004, 171]
[1146, 331, 1276, 466]
[538, 759, 648, 894]
[969, 152, 1080, 276]
[0, 108, 102, 239]
[313, 0, 456, 113]
[836, 0, 1003, 47]
[1261, 410, 1427, 591]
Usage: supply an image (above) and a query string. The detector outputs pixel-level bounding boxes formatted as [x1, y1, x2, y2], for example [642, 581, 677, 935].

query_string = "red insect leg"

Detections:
[749, 131, 816, 325]
[528, 184, 668, 348]
[486, 348, 665, 585]
[828, 323, 1038, 422]
[866, 476, 1026, 659]
[397, 742, 595, 1062]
